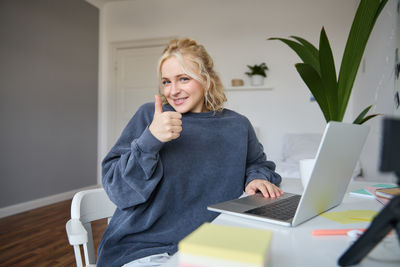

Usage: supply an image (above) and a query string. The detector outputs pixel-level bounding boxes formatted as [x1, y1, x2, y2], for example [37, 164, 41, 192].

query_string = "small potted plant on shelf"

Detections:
[245, 62, 269, 86]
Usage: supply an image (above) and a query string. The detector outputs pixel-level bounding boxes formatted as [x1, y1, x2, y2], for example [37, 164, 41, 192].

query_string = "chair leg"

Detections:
[73, 245, 84, 267]
[83, 222, 96, 265]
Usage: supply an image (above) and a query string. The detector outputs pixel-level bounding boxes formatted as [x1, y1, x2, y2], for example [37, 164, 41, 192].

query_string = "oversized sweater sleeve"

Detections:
[244, 119, 282, 187]
[101, 103, 164, 210]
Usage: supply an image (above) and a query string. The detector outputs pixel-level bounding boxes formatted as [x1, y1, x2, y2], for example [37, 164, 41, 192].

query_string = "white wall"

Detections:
[98, 0, 397, 182]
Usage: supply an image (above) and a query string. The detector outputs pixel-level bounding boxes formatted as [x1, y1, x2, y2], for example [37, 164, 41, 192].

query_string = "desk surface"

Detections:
[161, 179, 400, 267]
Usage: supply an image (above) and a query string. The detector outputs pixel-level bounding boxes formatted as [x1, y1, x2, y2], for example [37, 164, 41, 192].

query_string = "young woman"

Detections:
[97, 38, 282, 267]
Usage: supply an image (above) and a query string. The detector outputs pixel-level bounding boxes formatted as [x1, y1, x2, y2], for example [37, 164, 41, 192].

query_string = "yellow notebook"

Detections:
[178, 223, 272, 266]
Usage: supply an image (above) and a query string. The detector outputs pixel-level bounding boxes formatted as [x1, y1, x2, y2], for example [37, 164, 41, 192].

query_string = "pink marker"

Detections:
[312, 229, 366, 236]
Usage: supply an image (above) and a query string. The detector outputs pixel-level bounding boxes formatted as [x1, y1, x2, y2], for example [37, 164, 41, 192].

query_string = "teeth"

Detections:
[174, 98, 187, 104]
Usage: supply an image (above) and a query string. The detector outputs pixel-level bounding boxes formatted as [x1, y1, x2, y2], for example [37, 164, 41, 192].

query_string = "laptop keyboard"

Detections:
[244, 195, 301, 221]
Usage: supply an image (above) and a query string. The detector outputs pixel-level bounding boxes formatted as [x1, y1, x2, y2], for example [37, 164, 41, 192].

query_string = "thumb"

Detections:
[154, 95, 163, 114]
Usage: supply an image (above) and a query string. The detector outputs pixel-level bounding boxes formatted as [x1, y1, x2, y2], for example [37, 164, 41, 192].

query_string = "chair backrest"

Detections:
[71, 188, 116, 223]
[67, 188, 116, 267]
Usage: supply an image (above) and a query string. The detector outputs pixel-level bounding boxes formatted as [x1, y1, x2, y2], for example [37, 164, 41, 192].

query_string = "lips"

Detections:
[173, 97, 188, 105]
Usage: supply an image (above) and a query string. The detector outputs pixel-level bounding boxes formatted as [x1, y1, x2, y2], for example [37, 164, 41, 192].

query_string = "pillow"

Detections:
[282, 133, 322, 164]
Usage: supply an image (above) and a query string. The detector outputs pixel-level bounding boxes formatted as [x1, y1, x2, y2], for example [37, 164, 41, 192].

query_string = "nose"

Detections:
[170, 82, 181, 95]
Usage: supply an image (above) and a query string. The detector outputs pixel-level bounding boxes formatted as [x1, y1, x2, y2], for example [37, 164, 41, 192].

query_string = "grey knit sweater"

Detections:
[97, 102, 281, 267]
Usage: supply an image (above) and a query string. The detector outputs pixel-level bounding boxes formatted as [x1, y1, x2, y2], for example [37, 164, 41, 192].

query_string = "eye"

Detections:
[180, 76, 190, 82]
[162, 80, 171, 86]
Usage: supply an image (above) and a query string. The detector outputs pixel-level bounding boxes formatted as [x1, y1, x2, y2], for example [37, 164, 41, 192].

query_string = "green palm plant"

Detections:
[269, 0, 387, 124]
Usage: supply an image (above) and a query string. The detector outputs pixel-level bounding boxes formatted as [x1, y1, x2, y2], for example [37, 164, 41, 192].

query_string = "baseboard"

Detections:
[0, 184, 101, 219]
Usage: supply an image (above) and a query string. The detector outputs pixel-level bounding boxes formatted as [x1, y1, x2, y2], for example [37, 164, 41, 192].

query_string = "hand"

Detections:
[149, 95, 183, 142]
[245, 179, 284, 198]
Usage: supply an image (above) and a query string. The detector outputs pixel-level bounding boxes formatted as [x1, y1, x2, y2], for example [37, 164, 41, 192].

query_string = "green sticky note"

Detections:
[372, 184, 397, 188]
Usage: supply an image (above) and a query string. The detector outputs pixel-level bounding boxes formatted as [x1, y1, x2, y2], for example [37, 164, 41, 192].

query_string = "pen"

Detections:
[312, 229, 365, 236]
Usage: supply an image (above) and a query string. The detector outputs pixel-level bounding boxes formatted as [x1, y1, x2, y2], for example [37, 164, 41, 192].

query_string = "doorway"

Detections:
[108, 38, 172, 148]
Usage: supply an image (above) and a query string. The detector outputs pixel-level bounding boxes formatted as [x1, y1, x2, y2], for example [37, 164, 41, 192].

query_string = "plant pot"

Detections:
[250, 75, 264, 86]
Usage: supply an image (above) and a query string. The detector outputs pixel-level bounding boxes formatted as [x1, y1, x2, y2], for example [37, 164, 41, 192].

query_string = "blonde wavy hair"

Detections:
[157, 38, 226, 112]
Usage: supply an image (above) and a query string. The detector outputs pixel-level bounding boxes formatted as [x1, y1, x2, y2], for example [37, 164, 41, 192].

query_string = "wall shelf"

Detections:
[225, 86, 273, 91]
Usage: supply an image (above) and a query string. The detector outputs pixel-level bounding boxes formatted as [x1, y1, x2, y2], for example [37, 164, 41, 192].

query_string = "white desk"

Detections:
[161, 179, 400, 267]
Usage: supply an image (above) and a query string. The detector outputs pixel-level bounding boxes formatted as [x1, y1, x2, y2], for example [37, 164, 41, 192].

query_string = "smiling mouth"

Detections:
[173, 97, 188, 105]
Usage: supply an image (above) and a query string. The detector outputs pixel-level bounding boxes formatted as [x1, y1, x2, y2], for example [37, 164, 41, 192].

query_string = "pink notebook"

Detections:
[364, 186, 389, 205]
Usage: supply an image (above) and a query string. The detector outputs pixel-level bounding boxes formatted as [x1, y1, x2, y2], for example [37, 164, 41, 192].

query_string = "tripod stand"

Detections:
[338, 174, 400, 266]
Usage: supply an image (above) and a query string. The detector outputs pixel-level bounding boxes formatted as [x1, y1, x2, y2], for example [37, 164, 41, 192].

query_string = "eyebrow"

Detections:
[161, 74, 189, 80]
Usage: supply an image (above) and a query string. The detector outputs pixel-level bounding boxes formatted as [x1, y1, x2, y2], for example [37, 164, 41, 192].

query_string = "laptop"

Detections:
[208, 121, 370, 227]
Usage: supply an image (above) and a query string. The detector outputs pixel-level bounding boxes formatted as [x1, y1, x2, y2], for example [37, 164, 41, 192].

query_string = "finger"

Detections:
[246, 188, 256, 195]
[266, 183, 279, 198]
[170, 118, 183, 126]
[165, 111, 182, 119]
[257, 184, 271, 198]
[170, 132, 181, 140]
[271, 184, 284, 197]
[174, 125, 183, 132]
[154, 95, 163, 114]
[169, 125, 182, 134]
[161, 118, 182, 129]
[272, 185, 284, 196]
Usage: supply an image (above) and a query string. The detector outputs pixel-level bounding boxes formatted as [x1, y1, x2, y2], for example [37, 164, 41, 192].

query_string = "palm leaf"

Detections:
[353, 105, 382, 124]
[269, 0, 388, 125]
[353, 105, 372, 124]
[372, 0, 389, 27]
[319, 27, 338, 120]
[356, 113, 382, 125]
[290, 36, 320, 72]
[295, 63, 330, 122]
[337, 0, 382, 120]
[269, 37, 320, 74]
[290, 36, 319, 55]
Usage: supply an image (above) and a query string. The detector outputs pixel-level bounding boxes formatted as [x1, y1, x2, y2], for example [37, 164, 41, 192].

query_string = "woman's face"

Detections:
[161, 56, 206, 113]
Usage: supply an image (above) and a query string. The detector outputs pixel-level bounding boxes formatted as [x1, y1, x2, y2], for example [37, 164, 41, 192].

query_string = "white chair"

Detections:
[66, 188, 116, 267]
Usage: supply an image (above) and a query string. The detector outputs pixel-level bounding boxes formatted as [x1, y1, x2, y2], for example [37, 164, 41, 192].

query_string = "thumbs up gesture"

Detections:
[149, 95, 183, 142]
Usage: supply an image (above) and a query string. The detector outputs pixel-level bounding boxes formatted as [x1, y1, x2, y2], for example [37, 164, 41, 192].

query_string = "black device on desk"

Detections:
[338, 117, 400, 266]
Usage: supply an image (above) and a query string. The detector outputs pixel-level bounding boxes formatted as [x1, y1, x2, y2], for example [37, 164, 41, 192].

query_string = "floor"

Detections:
[0, 199, 107, 266]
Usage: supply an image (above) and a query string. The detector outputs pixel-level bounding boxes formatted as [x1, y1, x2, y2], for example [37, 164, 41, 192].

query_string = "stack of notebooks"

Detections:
[375, 187, 400, 199]
[178, 223, 272, 267]
[349, 184, 399, 205]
